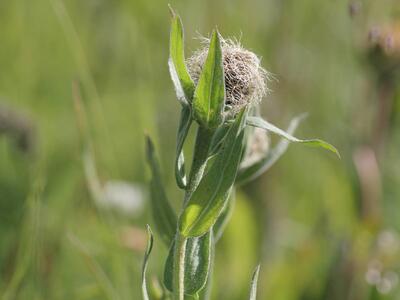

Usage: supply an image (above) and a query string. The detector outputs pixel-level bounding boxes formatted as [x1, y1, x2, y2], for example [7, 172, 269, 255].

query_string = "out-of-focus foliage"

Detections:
[1, 0, 400, 299]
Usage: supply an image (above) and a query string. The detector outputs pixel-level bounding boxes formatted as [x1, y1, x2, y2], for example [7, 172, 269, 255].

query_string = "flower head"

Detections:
[187, 36, 269, 115]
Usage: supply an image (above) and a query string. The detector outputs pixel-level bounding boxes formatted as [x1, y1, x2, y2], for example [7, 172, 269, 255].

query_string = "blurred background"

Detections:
[1, 0, 400, 299]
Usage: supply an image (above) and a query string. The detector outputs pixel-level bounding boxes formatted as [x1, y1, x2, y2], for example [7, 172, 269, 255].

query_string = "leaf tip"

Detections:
[210, 29, 221, 45]
[252, 264, 261, 281]
[146, 224, 153, 237]
[145, 134, 155, 161]
[295, 112, 309, 123]
[145, 224, 154, 253]
[320, 140, 341, 159]
[168, 4, 175, 18]
[333, 148, 341, 160]
[249, 264, 261, 300]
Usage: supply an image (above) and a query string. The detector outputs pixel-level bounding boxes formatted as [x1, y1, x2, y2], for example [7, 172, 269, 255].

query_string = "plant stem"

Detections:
[173, 126, 214, 300]
[173, 233, 187, 300]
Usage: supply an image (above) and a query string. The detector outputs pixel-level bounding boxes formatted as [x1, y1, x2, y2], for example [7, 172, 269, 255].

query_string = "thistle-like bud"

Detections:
[187, 37, 269, 116]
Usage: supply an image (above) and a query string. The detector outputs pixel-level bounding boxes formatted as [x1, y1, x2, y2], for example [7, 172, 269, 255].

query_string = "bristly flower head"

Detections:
[187, 36, 269, 116]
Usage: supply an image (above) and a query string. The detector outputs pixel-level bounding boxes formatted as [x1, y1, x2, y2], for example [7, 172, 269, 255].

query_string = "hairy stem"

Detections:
[173, 126, 214, 299]
[173, 233, 187, 300]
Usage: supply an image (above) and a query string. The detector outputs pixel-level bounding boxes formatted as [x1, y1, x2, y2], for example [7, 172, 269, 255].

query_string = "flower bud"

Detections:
[187, 37, 269, 116]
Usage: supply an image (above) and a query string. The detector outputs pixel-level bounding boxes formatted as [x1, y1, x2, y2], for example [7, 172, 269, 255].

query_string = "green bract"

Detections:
[192, 30, 225, 129]
[169, 9, 195, 105]
[169, 7, 195, 190]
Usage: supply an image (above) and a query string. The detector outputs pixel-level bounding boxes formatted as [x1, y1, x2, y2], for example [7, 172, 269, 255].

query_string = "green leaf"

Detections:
[246, 116, 340, 158]
[197, 232, 215, 300]
[145, 136, 177, 246]
[237, 114, 307, 184]
[179, 110, 247, 237]
[209, 123, 230, 156]
[142, 225, 154, 300]
[249, 265, 260, 300]
[164, 232, 212, 295]
[169, 8, 195, 105]
[213, 188, 236, 242]
[192, 30, 225, 129]
[185, 295, 199, 300]
[175, 106, 192, 189]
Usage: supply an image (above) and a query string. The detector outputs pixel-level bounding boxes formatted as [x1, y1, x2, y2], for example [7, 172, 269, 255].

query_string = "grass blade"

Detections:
[192, 30, 225, 129]
[246, 116, 340, 158]
[145, 136, 177, 246]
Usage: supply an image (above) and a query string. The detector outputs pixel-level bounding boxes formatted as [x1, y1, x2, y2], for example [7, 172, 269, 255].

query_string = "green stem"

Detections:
[173, 125, 214, 299]
[173, 233, 187, 300]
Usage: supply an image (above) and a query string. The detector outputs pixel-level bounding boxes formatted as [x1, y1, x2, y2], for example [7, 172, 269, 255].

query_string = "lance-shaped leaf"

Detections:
[145, 136, 177, 246]
[213, 187, 236, 242]
[175, 106, 192, 189]
[249, 265, 260, 300]
[192, 30, 225, 129]
[169, 8, 195, 105]
[246, 116, 340, 158]
[142, 225, 154, 300]
[198, 231, 215, 300]
[237, 114, 307, 184]
[209, 123, 230, 156]
[164, 232, 212, 295]
[179, 110, 247, 237]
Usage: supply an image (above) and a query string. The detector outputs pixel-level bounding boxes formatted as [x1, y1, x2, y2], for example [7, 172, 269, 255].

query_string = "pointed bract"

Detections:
[192, 30, 225, 129]
[169, 12, 195, 105]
